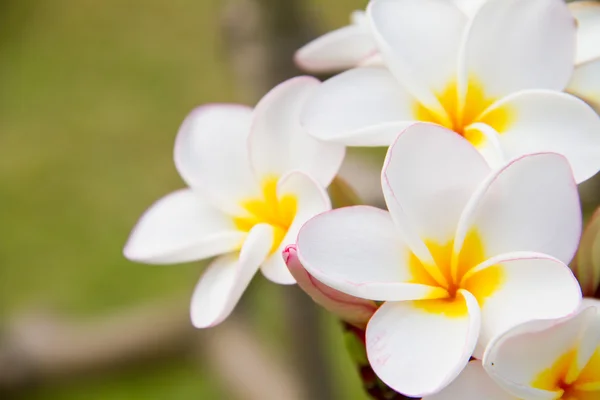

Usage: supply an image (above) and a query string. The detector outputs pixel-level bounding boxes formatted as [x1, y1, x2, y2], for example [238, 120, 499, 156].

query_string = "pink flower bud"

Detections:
[283, 245, 377, 328]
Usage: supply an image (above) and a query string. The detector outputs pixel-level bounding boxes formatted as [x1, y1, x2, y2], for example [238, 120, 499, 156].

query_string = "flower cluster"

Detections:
[124, 0, 600, 398]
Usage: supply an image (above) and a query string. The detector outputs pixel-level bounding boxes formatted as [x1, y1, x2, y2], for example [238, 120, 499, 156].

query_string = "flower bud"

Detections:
[572, 207, 600, 297]
[283, 245, 377, 328]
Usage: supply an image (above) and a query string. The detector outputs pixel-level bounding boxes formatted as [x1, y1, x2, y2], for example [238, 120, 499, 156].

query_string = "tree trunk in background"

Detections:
[221, 1, 334, 399]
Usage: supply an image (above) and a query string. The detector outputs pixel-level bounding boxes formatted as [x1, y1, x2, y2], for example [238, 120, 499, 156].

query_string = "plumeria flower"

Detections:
[300, 0, 600, 183]
[483, 298, 600, 400]
[124, 77, 345, 328]
[283, 244, 377, 329]
[294, 0, 484, 72]
[296, 123, 582, 397]
[567, 1, 600, 114]
[297, 1, 600, 115]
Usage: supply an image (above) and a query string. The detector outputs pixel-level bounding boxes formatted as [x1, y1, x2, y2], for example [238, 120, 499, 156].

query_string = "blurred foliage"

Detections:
[0, 0, 368, 398]
[572, 207, 600, 297]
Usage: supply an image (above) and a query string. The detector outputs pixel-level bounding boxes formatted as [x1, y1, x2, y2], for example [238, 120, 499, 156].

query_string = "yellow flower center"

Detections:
[414, 76, 514, 147]
[408, 230, 504, 317]
[233, 177, 297, 254]
[533, 347, 600, 399]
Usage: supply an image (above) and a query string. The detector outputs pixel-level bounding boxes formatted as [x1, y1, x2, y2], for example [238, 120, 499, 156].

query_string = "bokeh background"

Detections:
[0, 0, 379, 399]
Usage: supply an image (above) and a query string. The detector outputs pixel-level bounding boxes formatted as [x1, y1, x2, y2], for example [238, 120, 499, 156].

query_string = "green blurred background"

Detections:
[0, 0, 373, 398]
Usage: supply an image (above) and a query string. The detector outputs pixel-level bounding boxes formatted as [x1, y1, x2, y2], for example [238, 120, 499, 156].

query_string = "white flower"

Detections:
[294, 0, 486, 73]
[483, 298, 600, 400]
[299, 0, 600, 183]
[296, 123, 582, 397]
[123, 77, 345, 328]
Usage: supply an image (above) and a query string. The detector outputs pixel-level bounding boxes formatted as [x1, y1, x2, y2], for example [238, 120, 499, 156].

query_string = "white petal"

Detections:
[381, 178, 439, 272]
[424, 360, 518, 400]
[249, 77, 345, 187]
[464, 122, 506, 168]
[296, 206, 447, 301]
[455, 152, 581, 265]
[570, 1, 600, 65]
[174, 105, 260, 214]
[582, 297, 600, 311]
[465, 253, 582, 359]
[368, 0, 467, 112]
[461, 0, 575, 100]
[485, 90, 600, 184]
[451, 0, 486, 18]
[366, 290, 480, 397]
[294, 20, 377, 73]
[574, 299, 600, 384]
[568, 57, 600, 114]
[359, 53, 384, 67]
[190, 223, 273, 328]
[300, 67, 420, 146]
[124, 189, 244, 264]
[382, 123, 490, 245]
[483, 308, 598, 399]
[260, 252, 295, 285]
[259, 171, 331, 285]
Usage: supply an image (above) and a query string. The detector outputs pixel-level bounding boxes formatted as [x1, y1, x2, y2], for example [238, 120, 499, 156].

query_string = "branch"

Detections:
[0, 299, 303, 400]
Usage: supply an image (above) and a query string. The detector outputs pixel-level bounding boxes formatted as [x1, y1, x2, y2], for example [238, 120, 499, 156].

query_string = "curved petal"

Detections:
[455, 153, 581, 266]
[284, 245, 377, 329]
[464, 253, 582, 359]
[174, 105, 260, 214]
[461, 0, 575, 100]
[482, 90, 600, 184]
[381, 178, 438, 275]
[464, 122, 506, 168]
[260, 252, 295, 285]
[570, 1, 600, 65]
[582, 297, 600, 311]
[451, 0, 486, 18]
[366, 290, 480, 397]
[294, 20, 377, 73]
[190, 223, 273, 328]
[568, 57, 600, 114]
[259, 171, 331, 285]
[359, 53, 384, 67]
[573, 299, 600, 389]
[483, 308, 598, 399]
[124, 189, 244, 264]
[368, 0, 467, 113]
[249, 77, 345, 187]
[382, 123, 490, 245]
[576, 325, 600, 390]
[424, 360, 517, 400]
[296, 206, 447, 301]
[300, 67, 420, 146]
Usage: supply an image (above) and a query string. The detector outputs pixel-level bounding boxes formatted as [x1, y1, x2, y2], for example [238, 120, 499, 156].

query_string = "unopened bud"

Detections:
[572, 208, 600, 297]
[283, 245, 377, 328]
